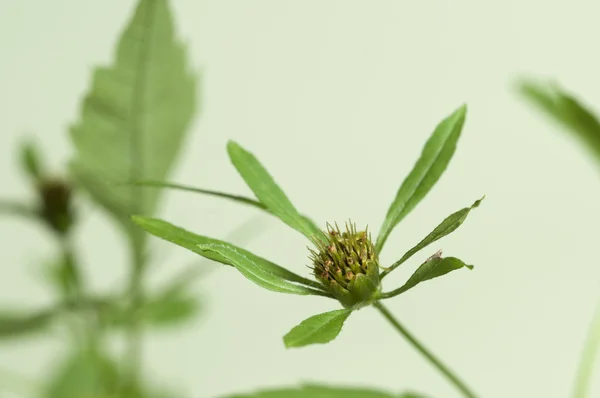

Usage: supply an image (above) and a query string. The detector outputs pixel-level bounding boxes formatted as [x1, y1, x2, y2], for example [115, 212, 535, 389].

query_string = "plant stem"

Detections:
[373, 301, 478, 398]
[573, 297, 600, 398]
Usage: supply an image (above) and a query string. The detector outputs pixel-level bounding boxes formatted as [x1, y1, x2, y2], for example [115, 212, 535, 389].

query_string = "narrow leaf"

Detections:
[199, 242, 326, 296]
[519, 79, 600, 161]
[132, 216, 328, 295]
[376, 105, 467, 253]
[283, 309, 352, 348]
[130, 179, 323, 236]
[381, 197, 482, 278]
[131, 179, 266, 210]
[103, 290, 200, 329]
[0, 200, 38, 220]
[70, 0, 197, 232]
[382, 257, 473, 299]
[20, 139, 43, 180]
[227, 141, 324, 241]
[0, 310, 53, 339]
[223, 383, 422, 398]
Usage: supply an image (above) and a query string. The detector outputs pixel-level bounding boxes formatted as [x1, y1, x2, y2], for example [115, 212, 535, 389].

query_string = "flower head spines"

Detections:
[309, 221, 380, 307]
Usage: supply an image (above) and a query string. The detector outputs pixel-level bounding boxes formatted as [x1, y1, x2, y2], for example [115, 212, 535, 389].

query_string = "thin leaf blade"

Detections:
[70, 0, 197, 231]
[381, 197, 482, 278]
[132, 216, 327, 295]
[382, 256, 473, 299]
[519, 79, 600, 161]
[376, 105, 467, 252]
[227, 141, 323, 241]
[0, 310, 53, 340]
[283, 309, 352, 348]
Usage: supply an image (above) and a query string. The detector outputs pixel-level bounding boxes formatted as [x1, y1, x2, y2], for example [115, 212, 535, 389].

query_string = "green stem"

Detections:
[373, 302, 478, 398]
[573, 297, 600, 398]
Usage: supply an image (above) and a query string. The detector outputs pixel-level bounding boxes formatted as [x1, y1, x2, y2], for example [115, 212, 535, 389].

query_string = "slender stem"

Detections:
[573, 297, 600, 398]
[373, 301, 478, 398]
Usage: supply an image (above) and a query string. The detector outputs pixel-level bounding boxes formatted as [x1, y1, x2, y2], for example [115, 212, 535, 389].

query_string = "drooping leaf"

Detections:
[283, 309, 352, 348]
[376, 105, 467, 253]
[42, 350, 120, 398]
[223, 383, 425, 398]
[132, 216, 328, 295]
[0, 310, 53, 339]
[381, 197, 482, 278]
[519, 80, 600, 161]
[226, 141, 324, 241]
[198, 242, 326, 296]
[70, 0, 197, 233]
[382, 257, 473, 299]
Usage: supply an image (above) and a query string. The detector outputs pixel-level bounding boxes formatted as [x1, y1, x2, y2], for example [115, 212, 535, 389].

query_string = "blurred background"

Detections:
[1, 0, 600, 397]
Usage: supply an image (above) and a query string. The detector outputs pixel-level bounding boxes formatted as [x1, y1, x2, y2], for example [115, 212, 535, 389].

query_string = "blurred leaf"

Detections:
[382, 197, 483, 278]
[143, 289, 200, 326]
[70, 0, 197, 232]
[43, 350, 119, 398]
[20, 139, 43, 180]
[519, 80, 600, 161]
[382, 257, 473, 299]
[283, 309, 352, 348]
[0, 310, 53, 339]
[376, 105, 467, 253]
[0, 199, 38, 220]
[226, 141, 324, 241]
[223, 383, 424, 398]
[132, 216, 327, 294]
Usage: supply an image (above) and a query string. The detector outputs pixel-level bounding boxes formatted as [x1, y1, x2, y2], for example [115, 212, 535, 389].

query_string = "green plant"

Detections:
[0, 1, 442, 397]
[0, 0, 203, 396]
[133, 105, 483, 398]
[518, 78, 600, 398]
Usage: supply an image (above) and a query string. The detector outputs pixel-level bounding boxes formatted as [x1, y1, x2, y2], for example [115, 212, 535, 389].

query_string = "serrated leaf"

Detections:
[223, 383, 424, 398]
[43, 350, 119, 398]
[283, 309, 352, 348]
[382, 257, 473, 299]
[70, 0, 197, 232]
[382, 197, 482, 278]
[519, 80, 600, 162]
[376, 105, 467, 253]
[0, 310, 53, 340]
[226, 141, 324, 241]
[132, 216, 328, 295]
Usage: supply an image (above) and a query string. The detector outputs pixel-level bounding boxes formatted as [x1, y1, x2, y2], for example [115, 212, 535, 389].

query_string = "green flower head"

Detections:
[133, 104, 483, 348]
[309, 222, 380, 308]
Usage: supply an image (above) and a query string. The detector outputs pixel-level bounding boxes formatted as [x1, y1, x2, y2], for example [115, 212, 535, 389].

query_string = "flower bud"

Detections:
[37, 178, 74, 235]
[309, 222, 380, 308]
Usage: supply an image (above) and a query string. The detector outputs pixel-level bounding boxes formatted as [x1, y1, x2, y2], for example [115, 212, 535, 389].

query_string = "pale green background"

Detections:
[1, 1, 599, 397]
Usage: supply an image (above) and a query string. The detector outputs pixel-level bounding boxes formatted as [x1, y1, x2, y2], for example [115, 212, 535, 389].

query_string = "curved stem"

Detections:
[373, 302, 478, 398]
[573, 297, 600, 398]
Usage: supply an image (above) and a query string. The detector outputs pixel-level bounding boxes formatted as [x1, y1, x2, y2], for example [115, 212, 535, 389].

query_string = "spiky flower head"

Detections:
[309, 221, 381, 308]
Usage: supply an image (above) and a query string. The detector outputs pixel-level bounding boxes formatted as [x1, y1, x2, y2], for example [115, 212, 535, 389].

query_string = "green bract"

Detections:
[132, 104, 482, 348]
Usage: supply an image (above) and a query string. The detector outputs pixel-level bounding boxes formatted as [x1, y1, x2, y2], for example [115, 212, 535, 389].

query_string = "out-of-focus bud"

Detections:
[38, 178, 74, 235]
